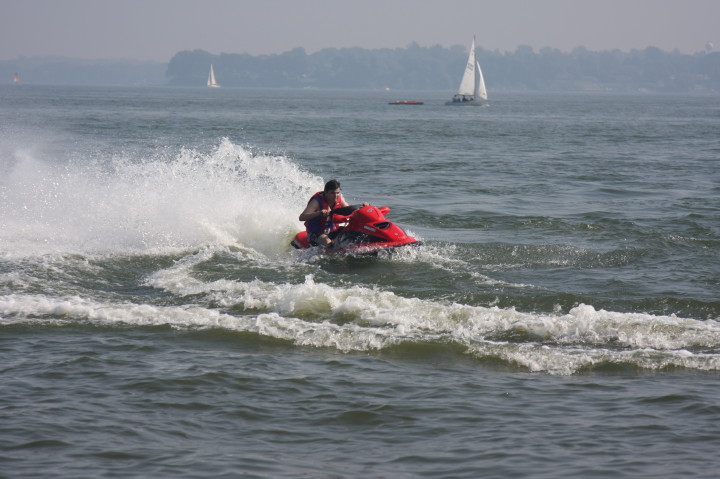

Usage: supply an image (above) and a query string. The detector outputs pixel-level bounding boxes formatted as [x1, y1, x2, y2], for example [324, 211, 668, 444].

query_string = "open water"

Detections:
[1, 85, 719, 478]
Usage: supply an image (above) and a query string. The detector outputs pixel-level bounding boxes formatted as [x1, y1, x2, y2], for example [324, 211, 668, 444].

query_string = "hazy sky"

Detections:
[1, 0, 717, 61]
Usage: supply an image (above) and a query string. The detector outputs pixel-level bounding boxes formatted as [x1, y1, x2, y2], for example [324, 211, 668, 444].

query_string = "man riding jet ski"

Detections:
[293, 179, 419, 254]
[297, 179, 353, 247]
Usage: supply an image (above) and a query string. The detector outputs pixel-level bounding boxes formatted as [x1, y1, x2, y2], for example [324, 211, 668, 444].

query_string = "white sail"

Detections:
[457, 37, 477, 96]
[207, 64, 220, 88]
[476, 61, 488, 100]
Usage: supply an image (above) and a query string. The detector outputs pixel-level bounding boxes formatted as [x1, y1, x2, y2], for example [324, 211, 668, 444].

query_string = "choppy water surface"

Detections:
[1, 86, 719, 478]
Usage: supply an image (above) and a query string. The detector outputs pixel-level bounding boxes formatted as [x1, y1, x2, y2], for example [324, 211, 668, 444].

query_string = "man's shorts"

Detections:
[307, 231, 322, 246]
[307, 230, 338, 246]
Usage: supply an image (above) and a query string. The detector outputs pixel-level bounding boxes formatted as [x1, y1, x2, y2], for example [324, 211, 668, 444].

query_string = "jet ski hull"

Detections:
[291, 205, 419, 254]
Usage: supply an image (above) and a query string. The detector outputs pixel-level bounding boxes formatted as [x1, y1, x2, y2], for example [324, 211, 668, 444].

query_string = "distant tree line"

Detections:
[3, 44, 719, 93]
[167, 44, 720, 93]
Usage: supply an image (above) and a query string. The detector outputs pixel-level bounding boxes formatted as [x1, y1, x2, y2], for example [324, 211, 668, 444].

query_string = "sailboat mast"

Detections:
[473, 41, 479, 99]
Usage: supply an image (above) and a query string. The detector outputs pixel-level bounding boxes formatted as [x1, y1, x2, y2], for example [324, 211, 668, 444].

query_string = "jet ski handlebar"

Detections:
[330, 204, 391, 223]
[330, 204, 363, 216]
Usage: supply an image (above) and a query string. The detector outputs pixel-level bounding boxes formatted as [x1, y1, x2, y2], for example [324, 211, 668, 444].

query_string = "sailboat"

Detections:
[446, 36, 487, 106]
[13, 72, 20, 84]
[207, 64, 220, 88]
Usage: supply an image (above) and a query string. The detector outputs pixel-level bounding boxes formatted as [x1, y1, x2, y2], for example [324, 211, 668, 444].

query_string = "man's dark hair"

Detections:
[324, 179, 341, 192]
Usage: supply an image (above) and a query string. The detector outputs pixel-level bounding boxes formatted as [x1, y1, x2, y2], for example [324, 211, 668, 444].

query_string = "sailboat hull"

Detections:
[445, 99, 485, 106]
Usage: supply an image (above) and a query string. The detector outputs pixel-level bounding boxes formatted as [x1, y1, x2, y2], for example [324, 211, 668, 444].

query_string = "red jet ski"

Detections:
[291, 204, 420, 254]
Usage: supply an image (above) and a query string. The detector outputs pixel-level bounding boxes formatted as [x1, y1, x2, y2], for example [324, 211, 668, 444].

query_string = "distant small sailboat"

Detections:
[13, 72, 20, 84]
[446, 36, 487, 106]
[207, 64, 220, 88]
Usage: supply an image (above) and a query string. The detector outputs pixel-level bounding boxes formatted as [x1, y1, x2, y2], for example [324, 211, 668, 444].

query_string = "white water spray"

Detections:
[0, 138, 321, 257]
